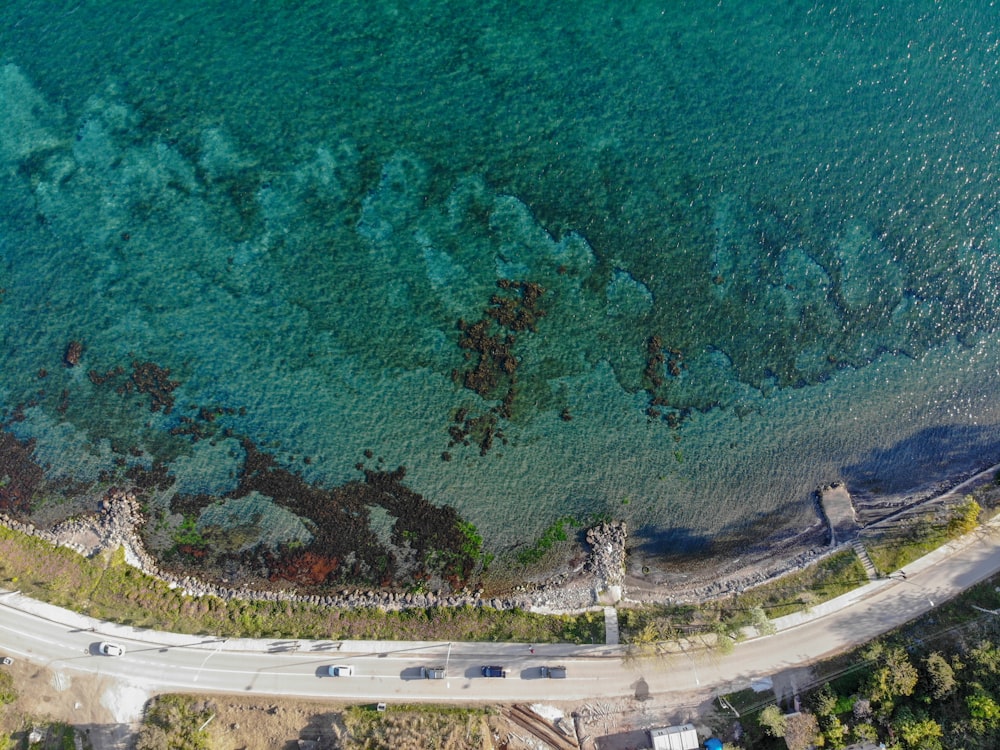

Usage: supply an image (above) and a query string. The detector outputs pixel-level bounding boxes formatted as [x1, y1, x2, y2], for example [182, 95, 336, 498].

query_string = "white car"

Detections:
[327, 665, 353, 677]
[99, 642, 125, 657]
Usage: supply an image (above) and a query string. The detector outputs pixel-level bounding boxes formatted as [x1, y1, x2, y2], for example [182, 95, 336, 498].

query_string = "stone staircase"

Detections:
[851, 539, 879, 581]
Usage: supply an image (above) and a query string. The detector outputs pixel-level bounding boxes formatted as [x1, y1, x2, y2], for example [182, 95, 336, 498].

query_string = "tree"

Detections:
[706, 619, 738, 655]
[852, 721, 879, 743]
[923, 651, 957, 699]
[862, 643, 919, 710]
[810, 682, 837, 719]
[947, 497, 981, 536]
[853, 697, 873, 721]
[893, 706, 943, 750]
[758, 704, 787, 738]
[970, 640, 1000, 685]
[749, 605, 776, 636]
[623, 621, 661, 662]
[966, 690, 1000, 733]
[808, 683, 846, 748]
[820, 714, 848, 749]
[784, 711, 821, 750]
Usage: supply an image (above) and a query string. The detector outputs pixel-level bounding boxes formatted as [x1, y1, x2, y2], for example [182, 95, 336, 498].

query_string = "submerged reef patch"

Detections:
[448, 279, 547, 457]
[159, 441, 491, 592]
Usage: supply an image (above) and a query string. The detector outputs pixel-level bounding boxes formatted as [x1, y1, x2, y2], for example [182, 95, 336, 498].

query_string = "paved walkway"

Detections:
[604, 606, 619, 645]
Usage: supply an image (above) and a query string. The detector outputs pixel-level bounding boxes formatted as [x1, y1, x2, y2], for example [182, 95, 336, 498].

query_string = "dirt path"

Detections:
[0, 658, 139, 749]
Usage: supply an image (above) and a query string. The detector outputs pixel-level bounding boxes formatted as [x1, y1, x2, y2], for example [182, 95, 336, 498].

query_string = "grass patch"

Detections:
[135, 694, 213, 750]
[723, 686, 777, 717]
[0, 670, 15, 706]
[618, 550, 869, 649]
[617, 603, 698, 644]
[0, 525, 603, 644]
[865, 497, 980, 576]
[721, 548, 871, 621]
[342, 704, 493, 750]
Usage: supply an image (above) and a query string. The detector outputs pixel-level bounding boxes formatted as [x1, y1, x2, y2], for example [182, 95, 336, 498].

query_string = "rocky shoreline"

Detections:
[0, 491, 631, 614]
[0, 487, 848, 615]
[5, 461, 995, 619]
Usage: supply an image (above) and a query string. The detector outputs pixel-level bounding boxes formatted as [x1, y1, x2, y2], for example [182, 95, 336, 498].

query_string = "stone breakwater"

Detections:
[585, 521, 627, 590]
[509, 521, 630, 612]
[0, 491, 629, 614]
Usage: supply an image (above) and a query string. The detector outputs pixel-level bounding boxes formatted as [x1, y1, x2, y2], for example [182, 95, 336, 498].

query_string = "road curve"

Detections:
[0, 521, 998, 706]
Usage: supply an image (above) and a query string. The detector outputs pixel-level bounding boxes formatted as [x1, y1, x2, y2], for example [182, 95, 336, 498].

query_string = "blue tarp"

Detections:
[704, 739, 724, 750]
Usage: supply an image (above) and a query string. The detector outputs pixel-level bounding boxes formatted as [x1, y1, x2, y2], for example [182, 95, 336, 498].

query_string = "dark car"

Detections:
[481, 665, 508, 678]
[539, 665, 567, 679]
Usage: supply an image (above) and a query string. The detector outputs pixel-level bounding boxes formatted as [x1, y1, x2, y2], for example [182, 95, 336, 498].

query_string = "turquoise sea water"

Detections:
[2, 1, 1000, 566]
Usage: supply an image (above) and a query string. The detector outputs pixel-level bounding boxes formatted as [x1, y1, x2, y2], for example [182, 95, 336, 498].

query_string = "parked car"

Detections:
[539, 665, 567, 679]
[99, 642, 125, 657]
[327, 665, 354, 677]
[481, 665, 508, 678]
[420, 666, 446, 679]
[0, 656, 11, 666]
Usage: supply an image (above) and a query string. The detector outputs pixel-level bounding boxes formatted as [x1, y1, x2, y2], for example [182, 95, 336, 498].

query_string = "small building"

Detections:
[649, 723, 700, 750]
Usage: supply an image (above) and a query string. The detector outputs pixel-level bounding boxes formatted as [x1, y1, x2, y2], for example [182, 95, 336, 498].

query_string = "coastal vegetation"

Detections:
[618, 548, 869, 651]
[0, 474, 991, 654]
[718, 548, 870, 620]
[864, 496, 982, 576]
[618, 493, 992, 654]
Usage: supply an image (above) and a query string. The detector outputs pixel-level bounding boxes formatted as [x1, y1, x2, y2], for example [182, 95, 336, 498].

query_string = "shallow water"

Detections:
[2, 1, 1000, 563]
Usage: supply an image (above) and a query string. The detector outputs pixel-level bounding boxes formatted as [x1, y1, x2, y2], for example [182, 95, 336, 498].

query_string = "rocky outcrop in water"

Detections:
[62, 340, 83, 367]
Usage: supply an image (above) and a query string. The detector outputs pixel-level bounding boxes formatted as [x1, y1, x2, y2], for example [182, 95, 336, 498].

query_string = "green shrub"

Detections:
[0, 670, 16, 706]
[135, 695, 214, 750]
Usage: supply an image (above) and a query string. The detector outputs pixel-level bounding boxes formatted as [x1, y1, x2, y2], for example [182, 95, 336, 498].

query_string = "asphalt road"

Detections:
[1, 522, 998, 706]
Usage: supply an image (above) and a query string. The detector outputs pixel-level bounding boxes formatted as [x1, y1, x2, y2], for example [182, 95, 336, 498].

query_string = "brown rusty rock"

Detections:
[63, 340, 83, 367]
